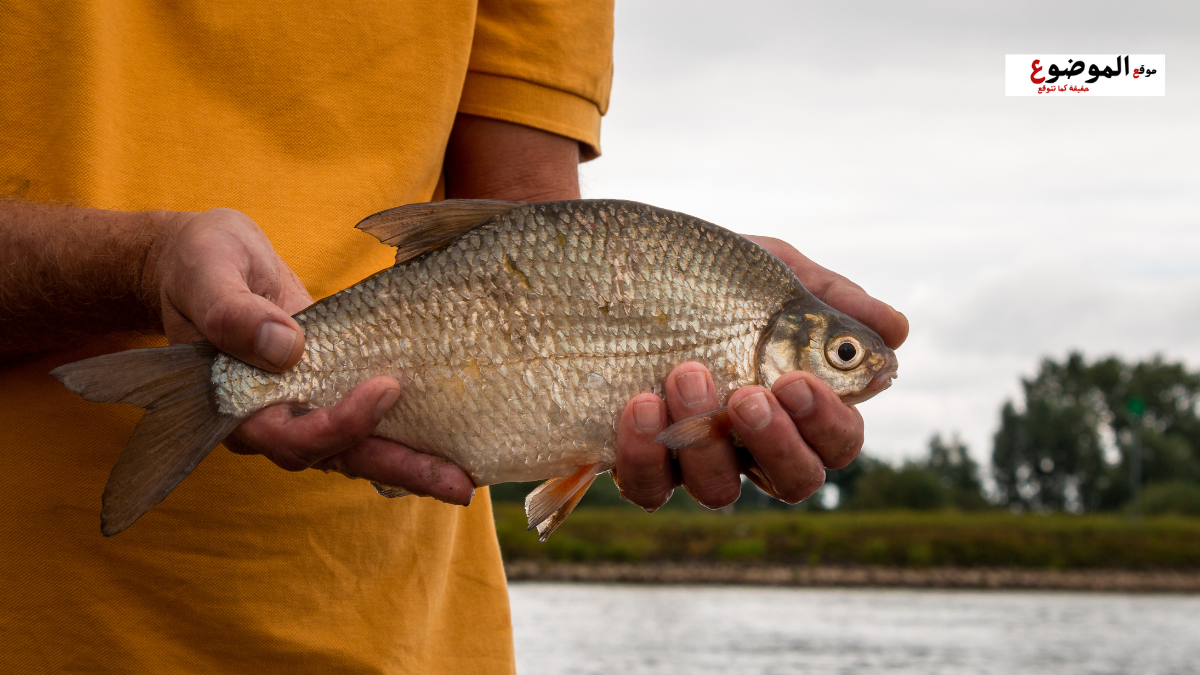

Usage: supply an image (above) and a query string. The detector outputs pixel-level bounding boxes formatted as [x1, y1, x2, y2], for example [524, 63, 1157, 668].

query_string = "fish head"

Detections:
[756, 296, 898, 405]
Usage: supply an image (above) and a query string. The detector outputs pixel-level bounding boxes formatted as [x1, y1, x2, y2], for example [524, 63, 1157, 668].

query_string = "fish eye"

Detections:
[838, 342, 856, 362]
[825, 334, 865, 370]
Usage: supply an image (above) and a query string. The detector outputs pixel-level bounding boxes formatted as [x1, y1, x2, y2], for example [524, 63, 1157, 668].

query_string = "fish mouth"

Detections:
[840, 359, 899, 406]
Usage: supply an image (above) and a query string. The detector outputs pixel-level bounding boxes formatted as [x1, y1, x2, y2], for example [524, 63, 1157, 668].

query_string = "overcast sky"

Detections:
[580, 0, 1200, 466]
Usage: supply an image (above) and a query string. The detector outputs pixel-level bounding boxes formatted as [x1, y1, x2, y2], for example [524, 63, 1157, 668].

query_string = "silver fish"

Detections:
[52, 199, 898, 538]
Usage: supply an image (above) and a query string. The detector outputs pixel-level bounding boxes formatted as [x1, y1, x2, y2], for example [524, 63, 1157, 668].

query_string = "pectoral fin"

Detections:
[355, 199, 523, 265]
[655, 408, 731, 452]
[525, 462, 604, 542]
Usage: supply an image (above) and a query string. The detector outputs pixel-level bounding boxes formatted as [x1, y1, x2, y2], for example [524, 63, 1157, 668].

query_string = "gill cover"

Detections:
[754, 294, 896, 402]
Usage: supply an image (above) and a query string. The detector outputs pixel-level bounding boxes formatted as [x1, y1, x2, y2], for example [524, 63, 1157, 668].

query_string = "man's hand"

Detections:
[148, 208, 311, 371]
[613, 237, 908, 511]
[145, 207, 478, 504]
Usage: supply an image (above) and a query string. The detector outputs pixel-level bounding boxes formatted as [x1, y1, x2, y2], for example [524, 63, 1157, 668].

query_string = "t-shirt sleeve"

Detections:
[460, 0, 614, 160]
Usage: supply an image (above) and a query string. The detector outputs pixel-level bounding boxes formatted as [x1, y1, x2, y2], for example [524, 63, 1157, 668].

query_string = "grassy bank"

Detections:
[494, 505, 1200, 570]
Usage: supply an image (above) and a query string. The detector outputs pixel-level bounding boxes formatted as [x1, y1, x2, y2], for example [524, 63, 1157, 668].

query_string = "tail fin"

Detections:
[50, 343, 242, 536]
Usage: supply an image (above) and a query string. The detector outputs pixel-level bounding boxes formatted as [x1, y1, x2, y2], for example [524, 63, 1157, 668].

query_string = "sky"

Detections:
[579, 0, 1200, 466]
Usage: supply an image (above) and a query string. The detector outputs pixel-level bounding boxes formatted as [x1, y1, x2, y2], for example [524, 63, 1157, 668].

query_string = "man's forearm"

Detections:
[0, 201, 168, 360]
[444, 114, 581, 202]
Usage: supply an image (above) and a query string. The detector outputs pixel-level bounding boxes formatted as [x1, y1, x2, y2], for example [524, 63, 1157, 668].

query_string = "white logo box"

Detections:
[1005, 55, 1165, 96]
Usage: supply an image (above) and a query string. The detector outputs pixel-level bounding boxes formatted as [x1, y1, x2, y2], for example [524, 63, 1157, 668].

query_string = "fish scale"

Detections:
[213, 200, 802, 484]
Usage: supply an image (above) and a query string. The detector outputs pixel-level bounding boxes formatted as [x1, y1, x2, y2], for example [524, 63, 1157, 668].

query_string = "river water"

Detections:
[509, 583, 1200, 675]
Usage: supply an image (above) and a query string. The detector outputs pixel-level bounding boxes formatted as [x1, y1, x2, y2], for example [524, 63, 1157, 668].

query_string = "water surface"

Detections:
[510, 583, 1200, 675]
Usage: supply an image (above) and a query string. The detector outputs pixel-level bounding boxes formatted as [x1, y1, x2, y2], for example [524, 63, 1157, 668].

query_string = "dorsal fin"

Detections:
[355, 199, 524, 264]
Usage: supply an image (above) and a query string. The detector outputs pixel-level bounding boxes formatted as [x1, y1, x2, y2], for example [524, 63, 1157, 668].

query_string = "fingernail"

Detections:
[776, 379, 815, 415]
[375, 388, 400, 422]
[255, 321, 297, 368]
[675, 371, 708, 407]
[734, 392, 773, 430]
[633, 401, 662, 432]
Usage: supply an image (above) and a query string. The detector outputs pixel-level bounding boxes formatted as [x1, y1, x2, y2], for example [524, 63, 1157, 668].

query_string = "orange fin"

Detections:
[525, 462, 603, 541]
[534, 474, 597, 542]
[355, 199, 523, 265]
[655, 408, 731, 451]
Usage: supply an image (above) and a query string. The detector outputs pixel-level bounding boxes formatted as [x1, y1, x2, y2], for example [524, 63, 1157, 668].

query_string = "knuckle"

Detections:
[622, 449, 667, 474]
[202, 297, 243, 345]
[616, 438, 669, 472]
[326, 404, 368, 440]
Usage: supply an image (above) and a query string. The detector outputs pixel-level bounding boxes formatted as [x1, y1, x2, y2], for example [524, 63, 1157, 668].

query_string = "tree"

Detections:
[834, 436, 988, 511]
[993, 352, 1200, 512]
[927, 434, 988, 510]
[825, 453, 883, 506]
[844, 462, 945, 510]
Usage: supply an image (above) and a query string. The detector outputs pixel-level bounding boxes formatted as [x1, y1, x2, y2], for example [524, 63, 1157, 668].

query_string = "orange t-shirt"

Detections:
[0, 1, 612, 671]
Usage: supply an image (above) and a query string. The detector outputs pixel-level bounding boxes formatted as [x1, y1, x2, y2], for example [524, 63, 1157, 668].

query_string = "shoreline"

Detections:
[504, 560, 1200, 593]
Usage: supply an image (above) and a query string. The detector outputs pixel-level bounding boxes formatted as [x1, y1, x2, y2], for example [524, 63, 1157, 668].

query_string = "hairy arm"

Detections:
[0, 202, 164, 360]
[0, 201, 308, 371]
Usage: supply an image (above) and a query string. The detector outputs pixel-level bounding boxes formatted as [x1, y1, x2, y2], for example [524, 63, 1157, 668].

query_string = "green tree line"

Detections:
[818, 352, 1200, 516]
[991, 352, 1200, 515]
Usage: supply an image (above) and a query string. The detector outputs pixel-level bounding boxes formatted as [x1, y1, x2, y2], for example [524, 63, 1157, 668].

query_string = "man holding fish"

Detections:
[0, 0, 906, 671]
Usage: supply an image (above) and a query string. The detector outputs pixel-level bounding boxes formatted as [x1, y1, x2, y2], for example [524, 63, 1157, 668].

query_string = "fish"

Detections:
[51, 199, 899, 539]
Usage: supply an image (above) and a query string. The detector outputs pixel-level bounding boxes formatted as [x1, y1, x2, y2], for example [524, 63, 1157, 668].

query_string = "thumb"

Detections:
[201, 290, 306, 371]
[158, 208, 309, 371]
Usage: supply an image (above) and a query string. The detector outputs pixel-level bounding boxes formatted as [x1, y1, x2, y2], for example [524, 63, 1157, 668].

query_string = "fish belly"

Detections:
[212, 201, 802, 485]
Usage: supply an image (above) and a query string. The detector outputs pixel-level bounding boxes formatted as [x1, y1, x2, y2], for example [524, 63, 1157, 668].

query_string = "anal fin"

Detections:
[525, 462, 604, 542]
[655, 408, 731, 452]
[535, 475, 596, 542]
[371, 481, 411, 499]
